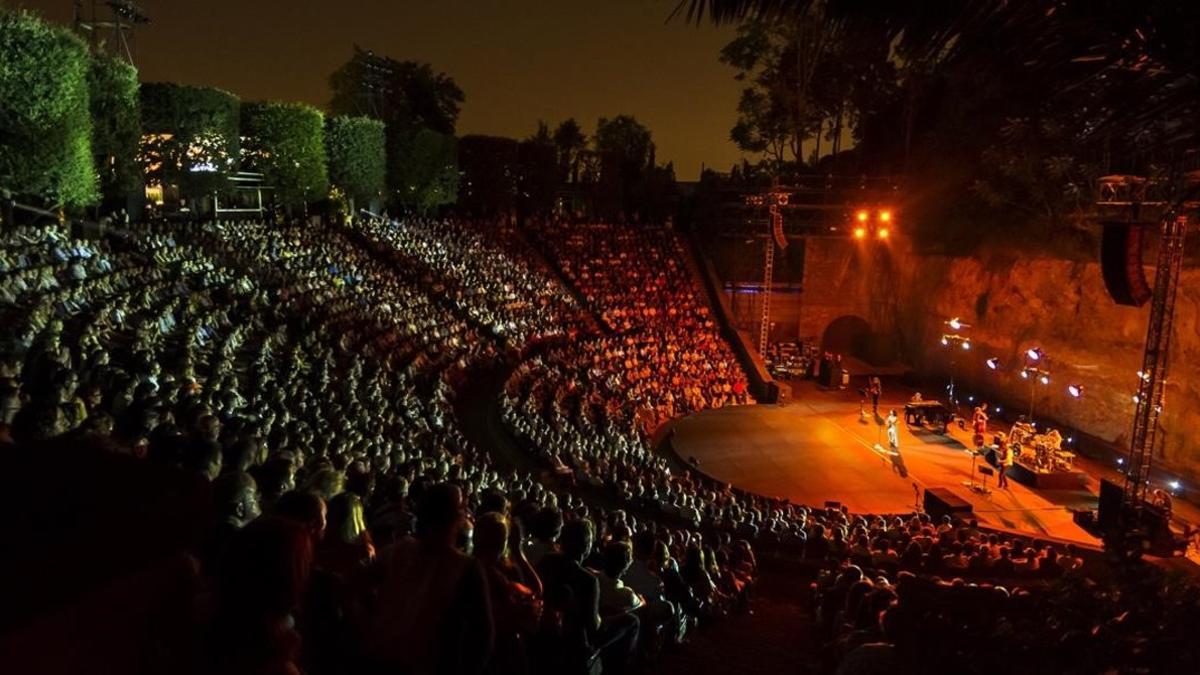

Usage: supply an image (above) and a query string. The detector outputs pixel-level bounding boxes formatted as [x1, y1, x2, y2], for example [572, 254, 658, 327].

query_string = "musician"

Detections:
[868, 377, 882, 413]
[1150, 488, 1174, 515]
[972, 404, 989, 447]
[886, 409, 899, 451]
[906, 392, 924, 425]
[997, 437, 1014, 489]
[1043, 428, 1063, 451]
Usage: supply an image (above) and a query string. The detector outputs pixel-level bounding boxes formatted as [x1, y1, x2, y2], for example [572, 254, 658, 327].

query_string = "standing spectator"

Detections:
[367, 483, 493, 675]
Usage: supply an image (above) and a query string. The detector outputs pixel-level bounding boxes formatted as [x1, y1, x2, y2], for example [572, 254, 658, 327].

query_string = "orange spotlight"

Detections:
[855, 210, 869, 223]
[853, 226, 867, 240]
[879, 210, 892, 223]
[877, 227, 890, 240]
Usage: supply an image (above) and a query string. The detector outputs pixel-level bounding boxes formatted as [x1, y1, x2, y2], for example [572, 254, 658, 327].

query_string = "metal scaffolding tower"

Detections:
[1123, 213, 1188, 507]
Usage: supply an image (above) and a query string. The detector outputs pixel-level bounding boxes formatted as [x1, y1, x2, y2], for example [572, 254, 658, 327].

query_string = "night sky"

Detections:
[16, 0, 743, 180]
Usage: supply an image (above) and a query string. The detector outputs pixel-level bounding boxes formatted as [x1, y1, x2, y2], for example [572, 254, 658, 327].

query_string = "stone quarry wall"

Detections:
[701, 230, 1200, 481]
[885, 243, 1200, 483]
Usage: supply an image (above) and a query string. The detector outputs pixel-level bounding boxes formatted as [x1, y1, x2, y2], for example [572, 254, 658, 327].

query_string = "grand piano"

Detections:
[903, 399, 952, 433]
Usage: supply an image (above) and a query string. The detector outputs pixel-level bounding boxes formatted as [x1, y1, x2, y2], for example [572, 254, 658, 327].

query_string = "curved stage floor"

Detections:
[666, 390, 1100, 545]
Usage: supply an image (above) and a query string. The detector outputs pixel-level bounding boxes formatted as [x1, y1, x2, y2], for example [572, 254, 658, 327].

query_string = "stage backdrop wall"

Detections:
[886, 242, 1200, 485]
[698, 231, 1200, 484]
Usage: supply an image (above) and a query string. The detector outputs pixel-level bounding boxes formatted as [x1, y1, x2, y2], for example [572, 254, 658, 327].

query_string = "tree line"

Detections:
[1, 11, 679, 222]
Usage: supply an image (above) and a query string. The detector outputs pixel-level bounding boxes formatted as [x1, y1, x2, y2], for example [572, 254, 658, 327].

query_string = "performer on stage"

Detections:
[972, 403, 989, 447]
[868, 377, 882, 414]
[886, 409, 899, 451]
[997, 437, 1013, 489]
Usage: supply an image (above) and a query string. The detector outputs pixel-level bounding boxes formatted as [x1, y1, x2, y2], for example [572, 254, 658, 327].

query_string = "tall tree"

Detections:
[0, 9, 98, 208]
[719, 5, 857, 169]
[329, 46, 463, 134]
[390, 128, 459, 213]
[458, 135, 519, 215]
[325, 115, 386, 212]
[240, 102, 328, 208]
[552, 118, 587, 183]
[594, 115, 656, 217]
[88, 54, 141, 205]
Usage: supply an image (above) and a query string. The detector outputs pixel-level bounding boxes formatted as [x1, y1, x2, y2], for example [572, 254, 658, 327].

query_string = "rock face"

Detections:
[887, 245, 1200, 482]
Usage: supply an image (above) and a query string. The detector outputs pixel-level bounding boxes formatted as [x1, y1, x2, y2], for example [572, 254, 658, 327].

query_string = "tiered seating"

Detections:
[2, 217, 757, 675]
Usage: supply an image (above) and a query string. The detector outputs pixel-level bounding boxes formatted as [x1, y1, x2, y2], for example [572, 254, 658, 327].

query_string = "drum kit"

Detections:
[1006, 421, 1075, 473]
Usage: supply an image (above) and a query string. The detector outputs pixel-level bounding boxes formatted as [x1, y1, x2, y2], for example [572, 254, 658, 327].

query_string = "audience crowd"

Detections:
[4, 214, 1193, 675]
[1, 216, 754, 675]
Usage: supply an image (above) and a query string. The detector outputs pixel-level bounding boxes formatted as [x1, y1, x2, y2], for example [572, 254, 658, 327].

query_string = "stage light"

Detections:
[1026, 347, 1043, 362]
[1169, 480, 1181, 492]
[879, 210, 892, 223]
[941, 336, 949, 346]
[853, 226, 868, 240]
[986, 358, 1000, 370]
[856, 210, 869, 223]
[1067, 436, 1074, 444]
[948, 317, 963, 330]
[1117, 457, 1124, 465]
[967, 395, 975, 402]
[1132, 394, 1140, 404]
[1067, 384, 1084, 398]
[995, 406, 1002, 413]
[961, 340, 971, 350]
[1020, 368, 1029, 379]
[877, 227, 890, 240]
[1039, 374, 1050, 385]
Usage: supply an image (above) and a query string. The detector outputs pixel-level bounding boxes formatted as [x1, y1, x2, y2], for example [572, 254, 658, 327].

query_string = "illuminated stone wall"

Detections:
[886, 244, 1200, 482]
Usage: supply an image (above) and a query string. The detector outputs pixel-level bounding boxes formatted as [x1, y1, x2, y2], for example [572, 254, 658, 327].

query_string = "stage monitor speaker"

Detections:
[923, 487, 973, 520]
[1100, 223, 1151, 307]
[1097, 478, 1125, 530]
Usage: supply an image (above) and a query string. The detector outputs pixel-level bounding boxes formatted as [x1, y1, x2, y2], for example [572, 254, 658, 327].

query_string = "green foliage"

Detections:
[139, 82, 240, 199]
[517, 138, 557, 214]
[241, 102, 328, 207]
[594, 115, 657, 217]
[458, 135, 519, 215]
[0, 9, 98, 206]
[329, 46, 463, 135]
[389, 127, 458, 213]
[89, 54, 141, 200]
[594, 115, 653, 171]
[552, 118, 587, 184]
[325, 115, 385, 207]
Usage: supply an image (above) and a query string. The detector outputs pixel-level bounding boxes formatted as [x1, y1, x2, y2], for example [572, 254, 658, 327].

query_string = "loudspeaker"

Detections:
[1098, 478, 1125, 529]
[923, 487, 973, 520]
[1100, 223, 1151, 306]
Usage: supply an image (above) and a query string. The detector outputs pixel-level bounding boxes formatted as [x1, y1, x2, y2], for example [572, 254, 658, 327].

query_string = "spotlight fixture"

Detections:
[853, 226, 867, 240]
[1067, 384, 1084, 398]
[1169, 480, 1181, 492]
[961, 340, 971, 350]
[876, 227, 890, 240]
[1026, 347, 1044, 362]
[1039, 374, 1051, 385]
[1020, 368, 1030, 379]
[986, 357, 1001, 370]
[879, 210, 892, 223]
[946, 317, 966, 331]
[856, 210, 869, 223]
[1132, 394, 1141, 404]
[941, 336, 949, 346]
[1117, 457, 1124, 465]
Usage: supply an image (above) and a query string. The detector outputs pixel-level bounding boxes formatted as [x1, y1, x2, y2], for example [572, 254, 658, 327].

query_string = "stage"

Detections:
[665, 386, 1102, 546]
